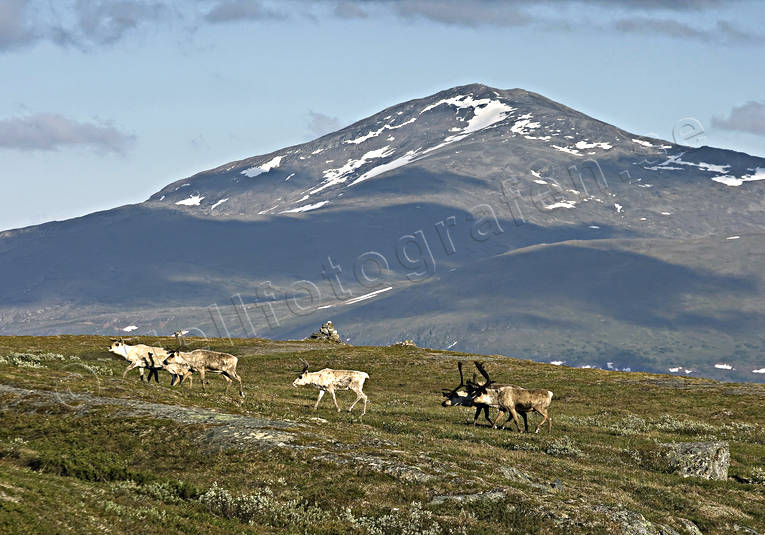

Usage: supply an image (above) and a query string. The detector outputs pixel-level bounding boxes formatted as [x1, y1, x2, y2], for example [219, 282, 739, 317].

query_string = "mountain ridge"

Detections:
[1, 83, 765, 382]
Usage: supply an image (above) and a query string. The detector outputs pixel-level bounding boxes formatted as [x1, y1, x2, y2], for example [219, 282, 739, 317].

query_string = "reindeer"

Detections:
[292, 358, 369, 416]
[163, 348, 244, 397]
[173, 330, 188, 348]
[441, 361, 525, 427]
[470, 362, 554, 433]
[109, 338, 175, 383]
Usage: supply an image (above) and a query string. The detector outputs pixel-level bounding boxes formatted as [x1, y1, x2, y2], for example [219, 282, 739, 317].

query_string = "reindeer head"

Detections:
[292, 358, 311, 387]
[161, 349, 190, 374]
[162, 348, 185, 367]
[108, 338, 128, 356]
[468, 361, 494, 405]
[442, 361, 472, 406]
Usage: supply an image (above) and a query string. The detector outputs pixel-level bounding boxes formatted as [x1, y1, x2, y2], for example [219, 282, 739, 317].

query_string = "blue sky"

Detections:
[1, 0, 763, 231]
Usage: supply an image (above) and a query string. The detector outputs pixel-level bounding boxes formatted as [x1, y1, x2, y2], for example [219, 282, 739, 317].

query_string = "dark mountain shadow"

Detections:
[0, 202, 634, 309]
[281, 241, 762, 335]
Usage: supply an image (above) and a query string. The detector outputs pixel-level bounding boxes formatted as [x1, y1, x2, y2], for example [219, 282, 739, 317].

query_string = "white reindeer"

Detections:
[292, 358, 369, 416]
[109, 339, 175, 383]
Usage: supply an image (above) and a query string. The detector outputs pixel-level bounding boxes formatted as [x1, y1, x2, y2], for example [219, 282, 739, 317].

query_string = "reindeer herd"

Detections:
[108, 338, 553, 432]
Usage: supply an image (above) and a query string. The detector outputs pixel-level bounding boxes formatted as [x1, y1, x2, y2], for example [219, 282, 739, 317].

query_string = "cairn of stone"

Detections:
[307, 321, 343, 343]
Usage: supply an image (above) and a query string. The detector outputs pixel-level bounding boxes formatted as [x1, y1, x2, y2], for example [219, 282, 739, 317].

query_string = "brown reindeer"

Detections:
[470, 362, 553, 433]
[441, 361, 521, 427]
[163, 348, 244, 397]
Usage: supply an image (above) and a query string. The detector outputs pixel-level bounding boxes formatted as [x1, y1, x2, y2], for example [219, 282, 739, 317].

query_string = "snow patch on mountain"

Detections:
[258, 204, 280, 215]
[575, 140, 612, 150]
[344, 286, 393, 305]
[351, 150, 420, 186]
[176, 195, 205, 206]
[712, 167, 765, 187]
[462, 99, 515, 133]
[344, 118, 417, 144]
[312, 146, 395, 194]
[241, 155, 283, 177]
[510, 114, 541, 135]
[281, 201, 330, 214]
[545, 201, 576, 210]
[552, 144, 581, 156]
[420, 94, 514, 132]
[632, 139, 654, 147]
[648, 153, 761, 185]
[210, 198, 229, 210]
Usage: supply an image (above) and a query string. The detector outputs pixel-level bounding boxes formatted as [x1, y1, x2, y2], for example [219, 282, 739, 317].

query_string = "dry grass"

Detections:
[0, 335, 763, 534]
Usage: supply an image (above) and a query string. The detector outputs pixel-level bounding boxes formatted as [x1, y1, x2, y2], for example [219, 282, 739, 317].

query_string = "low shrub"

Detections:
[199, 482, 329, 529]
[544, 437, 584, 457]
[607, 414, 648, 436]
[343, 502, 443, 535]
[0, 352, 70, 368]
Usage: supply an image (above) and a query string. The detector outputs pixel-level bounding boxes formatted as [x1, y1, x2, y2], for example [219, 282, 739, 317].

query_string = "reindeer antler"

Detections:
[442, 361, 465, 397]
[298, 358, 310, 374]
[473, 361, 494, 392]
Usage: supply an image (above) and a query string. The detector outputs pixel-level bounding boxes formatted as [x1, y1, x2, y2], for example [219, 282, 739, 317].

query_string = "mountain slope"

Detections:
[1, 83, 765, 381]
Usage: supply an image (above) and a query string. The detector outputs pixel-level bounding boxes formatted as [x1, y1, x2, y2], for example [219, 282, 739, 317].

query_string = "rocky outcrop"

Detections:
[658, 441, 730, 480]
[590, 505, 682, 535]
[306, 321, 343, 343]
[313, 452, 433, 483]
[392, 339, 417, 347]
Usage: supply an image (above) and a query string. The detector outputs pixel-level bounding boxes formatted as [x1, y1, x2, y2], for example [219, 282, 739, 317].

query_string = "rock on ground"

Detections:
[659, 441, 730, 480]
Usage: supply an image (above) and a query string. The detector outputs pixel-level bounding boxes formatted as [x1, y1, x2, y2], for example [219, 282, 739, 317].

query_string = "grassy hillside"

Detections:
[0, 335, 763, 534]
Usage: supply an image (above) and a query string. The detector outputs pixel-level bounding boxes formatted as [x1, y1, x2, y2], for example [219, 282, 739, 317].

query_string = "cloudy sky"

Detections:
[1, 0, 763, 231]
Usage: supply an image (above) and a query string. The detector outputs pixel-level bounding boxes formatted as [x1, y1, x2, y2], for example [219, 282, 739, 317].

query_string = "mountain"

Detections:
[2, 83, 765, 381]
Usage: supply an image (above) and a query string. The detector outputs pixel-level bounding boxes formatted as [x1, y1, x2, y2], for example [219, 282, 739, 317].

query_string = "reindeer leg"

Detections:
[483, 406, 493, 426]
[509, 407, 522, 432]
[348, 388, 363, 412]
[329, 389, 340, 412]
[199, 369, 206, 392]
[491, 409, 505, 429]
[314, 390, 325, 409]
[123, 362, 138, 379]
[535, 408, 551, 434]
[521, 411, 529, 433]
[472, 406, 482, 426]
[180, 371, 193, 387]
[222, 373, 232, 394]
[150, 368, 159, 383]
[498, 412, 510, 430]
[231, 370, 244, 397]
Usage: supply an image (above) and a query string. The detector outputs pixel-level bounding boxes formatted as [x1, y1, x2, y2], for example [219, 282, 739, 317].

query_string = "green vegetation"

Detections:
[0, 335, 763, 534]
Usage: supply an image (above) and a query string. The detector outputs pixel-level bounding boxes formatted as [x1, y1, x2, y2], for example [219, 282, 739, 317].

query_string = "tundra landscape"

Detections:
[1, 1, 764, 534]
[0, 335, 763, 534]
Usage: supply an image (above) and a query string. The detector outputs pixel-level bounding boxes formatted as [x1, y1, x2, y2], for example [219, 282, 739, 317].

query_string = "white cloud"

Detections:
[712, 101, 765, 136]
[307, 111, 342, 138]
[0, 112, 134, 153]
